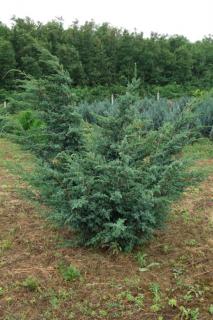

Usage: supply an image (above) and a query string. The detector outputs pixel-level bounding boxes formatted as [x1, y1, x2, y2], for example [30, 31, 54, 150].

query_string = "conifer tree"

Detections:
[37, 80, 193, 251]
[8, 52, 84, 160]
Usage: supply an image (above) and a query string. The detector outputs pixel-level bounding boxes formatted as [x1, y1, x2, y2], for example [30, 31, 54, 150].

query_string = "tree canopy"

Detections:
[0, 17, 212, 97]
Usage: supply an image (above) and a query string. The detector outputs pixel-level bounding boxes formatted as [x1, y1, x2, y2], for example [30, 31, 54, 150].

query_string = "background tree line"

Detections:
[0, 17, 212, 100]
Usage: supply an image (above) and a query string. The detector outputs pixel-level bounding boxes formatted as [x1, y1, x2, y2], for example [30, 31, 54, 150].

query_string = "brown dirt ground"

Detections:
[0, 140, 212, 320]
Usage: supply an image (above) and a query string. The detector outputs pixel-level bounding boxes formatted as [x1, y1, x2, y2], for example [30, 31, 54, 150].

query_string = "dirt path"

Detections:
[0, 139, 212, 320]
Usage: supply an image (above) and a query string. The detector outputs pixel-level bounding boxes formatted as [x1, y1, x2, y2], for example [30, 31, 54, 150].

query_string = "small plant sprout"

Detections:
[0, 287, 4, 296]
[22, 276, 40, 292]
[134, 293, 144, 307]
[185, 239, 197, 246]
[136, 252, 160, 272]
[136, 252, 148, 268]
[59, 263, 80, 282]
[0, 239, 12, 252]
[168, 298, 177, 308]
[179, 306, 199, 320]
[149, 283, 162, 312]
[208, 304, 213, 315]
[181, 209, 191, 224]
[162, 244, 172, 254]
[118, 290, 144, 308]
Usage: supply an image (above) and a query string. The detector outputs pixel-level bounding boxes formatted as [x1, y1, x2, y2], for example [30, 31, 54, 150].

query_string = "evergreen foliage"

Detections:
[1, 37, 212, 250]
[0, 17, 213, 98]
[4, 53, 84, 159]
[195, 90, 213, 139]
[42, 123, 191, 251]
[13, 76, 203, 251]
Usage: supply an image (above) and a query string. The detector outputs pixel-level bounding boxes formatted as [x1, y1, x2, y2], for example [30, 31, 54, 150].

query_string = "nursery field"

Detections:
[0, 137, 212, 320]
[0, 13, 213, 320]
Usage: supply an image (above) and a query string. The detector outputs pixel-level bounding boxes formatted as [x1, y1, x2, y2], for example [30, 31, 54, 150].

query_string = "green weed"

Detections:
[209, 304, 213, 315]
[185, 239, 197, 246]
[118, 290, 144, 308]
[162, 244, 173, 254]
[149, 282, 162, 312]
[168, 298, 177, 308]
[58, 263, 80, 282]
[0, 287, 4, 296]
[0, 239, 12, 252]
[179, 306, 199, 320]
[22, 276, 40, 292]
[135, 252, 148, 268]
[181, 209, 191, 224]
